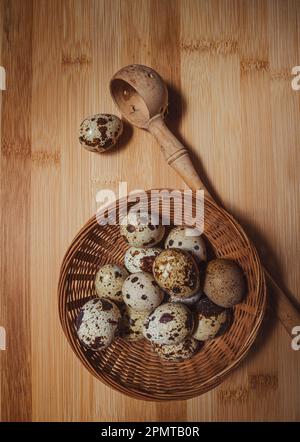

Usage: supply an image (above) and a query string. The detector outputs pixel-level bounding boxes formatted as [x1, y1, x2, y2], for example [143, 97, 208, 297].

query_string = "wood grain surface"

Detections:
[1, 0, 300, 422]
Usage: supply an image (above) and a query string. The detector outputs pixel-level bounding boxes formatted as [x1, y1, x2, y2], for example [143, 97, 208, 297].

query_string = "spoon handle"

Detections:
[265, 269, 300, 337]
[148, 116, 207, 193]
[148, 115, 300, 337]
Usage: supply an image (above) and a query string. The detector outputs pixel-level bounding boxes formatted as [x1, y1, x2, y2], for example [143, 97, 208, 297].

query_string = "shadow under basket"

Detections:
[58, 190, 266, 401]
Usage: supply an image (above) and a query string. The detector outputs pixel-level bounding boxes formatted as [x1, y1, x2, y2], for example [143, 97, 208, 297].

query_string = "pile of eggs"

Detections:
[75, 209, 246, 362]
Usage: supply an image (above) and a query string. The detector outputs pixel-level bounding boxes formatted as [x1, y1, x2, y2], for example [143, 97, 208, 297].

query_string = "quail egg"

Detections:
[120, 210, 165, 247]
[165, 226, 207, 262]
[193, 297, 230, 341]
[152, 337, 201, 362]
[124, 246, 162, 273]
[122, 272, 164, 311]
[153, 249, 200, 299]
[79, 113, 123, 153]
[95, 264, 128, 303]
[142, 302, 194, 345]
[204, 259, 246, 307]
[76, 298, 121, 350]
[120, 306, 149, 341]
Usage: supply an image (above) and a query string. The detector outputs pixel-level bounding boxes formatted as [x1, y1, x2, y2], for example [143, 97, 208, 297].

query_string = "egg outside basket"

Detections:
[58, 190, 266, 401]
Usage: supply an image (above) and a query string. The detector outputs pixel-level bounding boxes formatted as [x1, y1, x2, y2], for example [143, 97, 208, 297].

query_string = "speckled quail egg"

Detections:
[170, 290, 203, 306]
[76, 298, 121, 351]
[165, 226, 207, 262]
[152, 337, 201, 362]
[204, 259, 246, 307]
[95, 264, 128, 303]
[193, 297, 230, 341]
[79, 113, 123, 153]
[142, 302, 194, 345]
[120, 306, 149, 341]
[153, 249, 200, 299]
[124, 246, 162, 273]
[120, 210, 165, 247]
[122, 272, 164, 311]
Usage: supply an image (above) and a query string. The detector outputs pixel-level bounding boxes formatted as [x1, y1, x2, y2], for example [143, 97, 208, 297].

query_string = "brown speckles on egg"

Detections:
[79, 136, 101, 148]
[120, 307, 149, 342]
[120, 210, 165, 248]
[107, 318, 119, 325]
[76, 299, 121, 351]
[193, 296, 230, 341]
[153, 249, 200, 299]
[104, 114, 114, 121]
[122, 272, 164, 311]
[153, 337, 200, 362]
[97, 117, 108, 125]
[124, 247, 162, 273]
[159, 313, 174, 323]
[143, 303, 194, 345]
[98, 126, 108, 139]
[139, 256, 155, 272]
[90, 337, 105, 350]
[95, 264, 128, 303]
[101, 138, 113, 150]
[165, 226, 207, 262]
[204, 259, 246, 307]
[79, 113, 123, 153]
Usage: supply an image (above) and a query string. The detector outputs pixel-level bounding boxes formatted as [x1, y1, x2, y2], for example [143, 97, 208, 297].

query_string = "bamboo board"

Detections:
[0, 0, 300, 422]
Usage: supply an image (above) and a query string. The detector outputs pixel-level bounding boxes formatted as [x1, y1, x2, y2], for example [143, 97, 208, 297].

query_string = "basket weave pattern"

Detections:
[58, 191, 266, 401]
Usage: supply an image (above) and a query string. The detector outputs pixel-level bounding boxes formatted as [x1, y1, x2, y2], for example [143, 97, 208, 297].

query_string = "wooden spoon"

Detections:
[110, 63, 300, 336]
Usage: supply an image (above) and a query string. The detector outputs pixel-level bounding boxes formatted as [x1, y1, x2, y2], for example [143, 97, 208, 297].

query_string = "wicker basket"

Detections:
[58, 190, 266, 401]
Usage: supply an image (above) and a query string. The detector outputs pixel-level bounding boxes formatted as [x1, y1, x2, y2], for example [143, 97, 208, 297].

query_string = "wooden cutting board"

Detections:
[1, 0, 300, 422]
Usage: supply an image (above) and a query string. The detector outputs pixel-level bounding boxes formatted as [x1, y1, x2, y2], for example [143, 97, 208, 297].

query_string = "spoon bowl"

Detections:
[110, 64, 168, 128]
